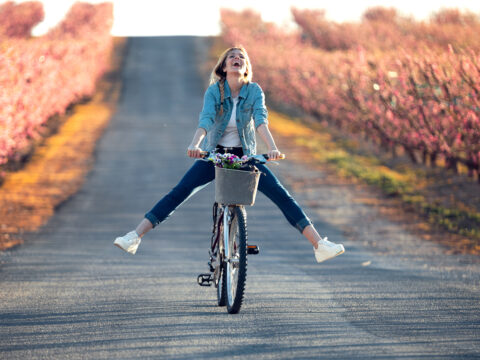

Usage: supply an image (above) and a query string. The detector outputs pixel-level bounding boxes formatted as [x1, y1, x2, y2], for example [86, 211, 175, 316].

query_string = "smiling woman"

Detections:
[113, 45, 345, 263]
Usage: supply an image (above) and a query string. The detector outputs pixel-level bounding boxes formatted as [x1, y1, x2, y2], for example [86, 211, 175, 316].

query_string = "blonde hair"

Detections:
[209, 47, 253, 115]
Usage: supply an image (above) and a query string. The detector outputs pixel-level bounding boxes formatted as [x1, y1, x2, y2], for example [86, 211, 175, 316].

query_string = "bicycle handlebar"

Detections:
[199, 151, 285, 162]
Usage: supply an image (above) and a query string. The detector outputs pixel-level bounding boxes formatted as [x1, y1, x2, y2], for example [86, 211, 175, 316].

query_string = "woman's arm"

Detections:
[198, 85, 217, 132]
[187, 128, 207, 158]
[256, 124, 282, 160]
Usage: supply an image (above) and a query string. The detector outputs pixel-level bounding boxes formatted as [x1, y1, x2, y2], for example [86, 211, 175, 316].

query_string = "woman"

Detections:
[114, 46, 345, 263]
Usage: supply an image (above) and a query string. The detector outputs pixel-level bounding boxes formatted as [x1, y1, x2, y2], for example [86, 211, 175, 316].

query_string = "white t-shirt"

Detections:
[218, 96, 242, 147]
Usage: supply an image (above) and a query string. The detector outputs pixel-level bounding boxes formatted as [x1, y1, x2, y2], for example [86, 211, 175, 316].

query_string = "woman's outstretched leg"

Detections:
[256, 163, 344, 262]
[303, 224, 323, 248]
[136, 218, 153, 237]
[114, 160, 215, 254]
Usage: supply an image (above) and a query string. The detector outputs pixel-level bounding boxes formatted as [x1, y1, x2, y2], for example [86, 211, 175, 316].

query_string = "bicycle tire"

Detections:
[217, 262, 227, 306]
[215, 206, 227, 306]
[225, 206, 247, 314]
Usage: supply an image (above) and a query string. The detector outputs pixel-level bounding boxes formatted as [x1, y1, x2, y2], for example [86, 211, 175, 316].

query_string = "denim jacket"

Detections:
[198, 80, 268, 156]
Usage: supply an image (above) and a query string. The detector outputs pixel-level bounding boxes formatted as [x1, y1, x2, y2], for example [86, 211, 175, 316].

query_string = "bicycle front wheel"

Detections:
[225, 206, 247, 314]
[214, 205, 226, 307]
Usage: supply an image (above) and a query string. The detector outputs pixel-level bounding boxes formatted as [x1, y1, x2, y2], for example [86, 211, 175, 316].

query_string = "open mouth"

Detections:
[232, 60, 241, 67]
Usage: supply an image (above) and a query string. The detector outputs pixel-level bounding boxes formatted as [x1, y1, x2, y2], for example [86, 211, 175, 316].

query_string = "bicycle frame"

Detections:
[209, 203, 237, 287]
[221, 205, 229, 277]
[197, 151, 284, 313]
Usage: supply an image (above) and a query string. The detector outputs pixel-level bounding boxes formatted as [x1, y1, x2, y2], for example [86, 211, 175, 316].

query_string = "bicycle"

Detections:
[197, 151, 284, 314]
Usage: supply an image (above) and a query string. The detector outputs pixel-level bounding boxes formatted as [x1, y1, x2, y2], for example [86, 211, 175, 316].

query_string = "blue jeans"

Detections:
[145, 160, 312, 233]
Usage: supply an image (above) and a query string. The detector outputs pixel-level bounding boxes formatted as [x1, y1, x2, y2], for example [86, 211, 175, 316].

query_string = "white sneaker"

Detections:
[114, 231, 141, 255]
[314, 237, 345, 263]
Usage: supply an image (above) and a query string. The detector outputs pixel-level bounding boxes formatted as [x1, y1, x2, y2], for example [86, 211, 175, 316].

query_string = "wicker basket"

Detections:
[215, 166, 261, 205]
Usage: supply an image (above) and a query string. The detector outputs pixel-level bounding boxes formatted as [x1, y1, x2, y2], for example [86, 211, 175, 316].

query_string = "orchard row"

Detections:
[220, 8, 480, 181]
[0, 2, 113, 167]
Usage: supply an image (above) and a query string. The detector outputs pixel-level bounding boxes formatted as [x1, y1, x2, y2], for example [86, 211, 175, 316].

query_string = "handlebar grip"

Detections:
[263, 153, 286, 160]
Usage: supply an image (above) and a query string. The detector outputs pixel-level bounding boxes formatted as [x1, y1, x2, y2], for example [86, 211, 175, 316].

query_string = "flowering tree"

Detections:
[0, 2, 113, 168]
[0, 1, 44, 38]
[220, 8, 480, 182]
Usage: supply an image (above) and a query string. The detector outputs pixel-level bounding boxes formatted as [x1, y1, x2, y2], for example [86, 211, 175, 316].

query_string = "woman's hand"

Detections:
[267, 149, 282, 161]
[187, 145, 203, 158]
[187, 128, 207, 158]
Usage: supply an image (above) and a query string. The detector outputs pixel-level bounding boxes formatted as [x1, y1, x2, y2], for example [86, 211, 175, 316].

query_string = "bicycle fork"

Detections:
[223, 207, 238, 269]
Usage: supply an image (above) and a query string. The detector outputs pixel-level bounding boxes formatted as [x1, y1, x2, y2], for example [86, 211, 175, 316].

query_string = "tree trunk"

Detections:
[446, 157, 458, 174]
[467, 166, 474, 178]
[391, 145, 397, 158]
[422, 150, 428, 165]
[430, 152, 437, 167]
[405, 147, 417, 164]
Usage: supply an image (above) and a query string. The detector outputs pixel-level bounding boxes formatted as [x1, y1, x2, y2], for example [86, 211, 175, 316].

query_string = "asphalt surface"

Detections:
[1, 37, 479, 360]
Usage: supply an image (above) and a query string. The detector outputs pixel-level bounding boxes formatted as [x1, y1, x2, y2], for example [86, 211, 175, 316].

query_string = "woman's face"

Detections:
[223, 49, 247, 76]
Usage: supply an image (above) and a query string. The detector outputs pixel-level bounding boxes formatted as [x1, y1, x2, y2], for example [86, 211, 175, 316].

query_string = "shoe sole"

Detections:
[114, 242, 137, 255]
[315, 246, 345, 263]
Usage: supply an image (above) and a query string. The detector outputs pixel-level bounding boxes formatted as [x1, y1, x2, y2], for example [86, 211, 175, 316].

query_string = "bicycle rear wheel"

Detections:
[225, 206, 247, 314]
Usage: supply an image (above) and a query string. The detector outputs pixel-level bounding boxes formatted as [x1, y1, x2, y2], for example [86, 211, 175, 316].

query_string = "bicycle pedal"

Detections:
[247, 244, 260, 255]
[197, 273, 213, 287]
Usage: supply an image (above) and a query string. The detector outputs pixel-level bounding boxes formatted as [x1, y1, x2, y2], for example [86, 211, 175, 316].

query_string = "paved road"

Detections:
[1, 37, 479, 359]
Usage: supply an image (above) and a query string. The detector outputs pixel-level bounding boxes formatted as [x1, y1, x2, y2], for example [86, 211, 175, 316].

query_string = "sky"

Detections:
[19, 0, 480, 37]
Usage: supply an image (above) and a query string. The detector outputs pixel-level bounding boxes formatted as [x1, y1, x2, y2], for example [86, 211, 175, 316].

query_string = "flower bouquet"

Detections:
[208, 153, 249, 170]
